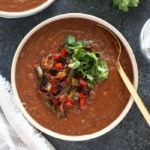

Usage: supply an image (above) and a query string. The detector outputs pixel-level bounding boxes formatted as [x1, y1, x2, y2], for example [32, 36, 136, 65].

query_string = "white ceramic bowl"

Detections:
[0, 0, 55, 18]
[11, 13, 138, 141]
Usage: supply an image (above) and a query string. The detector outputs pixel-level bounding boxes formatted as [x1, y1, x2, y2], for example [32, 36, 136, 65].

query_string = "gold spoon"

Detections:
[98, 25, 150, 126]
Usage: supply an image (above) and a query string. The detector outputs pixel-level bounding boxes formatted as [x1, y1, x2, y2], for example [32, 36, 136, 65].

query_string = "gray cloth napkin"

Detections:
[0, 75, 55, 150]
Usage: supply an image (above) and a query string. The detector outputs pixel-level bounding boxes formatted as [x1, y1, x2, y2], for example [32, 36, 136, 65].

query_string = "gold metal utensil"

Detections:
[98, 25, 150, 126]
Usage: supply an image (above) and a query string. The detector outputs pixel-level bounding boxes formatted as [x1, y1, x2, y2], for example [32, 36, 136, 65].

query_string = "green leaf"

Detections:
[129, 0, 139, 7]
[87, 80, 95, 88]
[86, 74, 94, 81]
[113, 0, 139, 12]
[78, 40, 90, 47]
[82, 40, 90, 46]
[73, 93, 79, 101]
[68, 60, 80, 69]
[66, 34, 109, 88]
[87, 52, 99, 61]
[66, 35, 76, 45]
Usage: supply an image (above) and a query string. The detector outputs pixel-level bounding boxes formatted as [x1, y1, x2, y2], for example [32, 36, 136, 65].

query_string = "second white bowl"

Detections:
[0, 0, 55, 18]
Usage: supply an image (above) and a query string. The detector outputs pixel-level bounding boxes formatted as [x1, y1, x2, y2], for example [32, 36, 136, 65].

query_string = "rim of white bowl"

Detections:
[11, 13, 138, 141]
[0, 0, 55, 18]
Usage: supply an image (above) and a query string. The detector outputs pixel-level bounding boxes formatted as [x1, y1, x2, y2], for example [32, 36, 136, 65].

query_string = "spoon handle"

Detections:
[117, 63, 150, 126]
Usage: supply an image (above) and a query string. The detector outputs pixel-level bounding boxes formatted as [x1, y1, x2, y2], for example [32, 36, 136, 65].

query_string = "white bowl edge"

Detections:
[11, 13, 138, 141]
[0, 0, 55, 18]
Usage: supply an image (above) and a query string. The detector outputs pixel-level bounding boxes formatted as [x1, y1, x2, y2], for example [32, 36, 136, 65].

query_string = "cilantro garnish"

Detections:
[113, 0, 139, 12]
[65, 35, 109, 88]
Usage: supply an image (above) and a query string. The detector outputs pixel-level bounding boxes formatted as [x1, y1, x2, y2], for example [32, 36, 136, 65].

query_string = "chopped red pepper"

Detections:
[78, 93, 86, 99]
[61, 48, 67, 57]
[59, 95, 66, 102]
[54, 63, 63, 69]
[52, 99, 59, 105]
[65, 100, 73, 107]
[79, 78, 88, 87]
[49, 78, 57, 84]
[54, 54, 61, 60]
[80, 98, 86, 106]
[80, 98, 87, 110]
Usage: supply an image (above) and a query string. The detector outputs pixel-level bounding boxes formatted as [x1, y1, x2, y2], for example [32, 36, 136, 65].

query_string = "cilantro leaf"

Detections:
[113, 0, 139, 12]
[68, 59, 80, 69]
[65, 35, 109, 88]
[66, 35, 90, 54]
[77, 40, 90, 47]
[66, 35, 75, 45]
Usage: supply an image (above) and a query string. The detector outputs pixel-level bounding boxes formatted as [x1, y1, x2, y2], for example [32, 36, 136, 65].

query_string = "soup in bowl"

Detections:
[0, 0, 55, 18]
[11, 13, 138, 141]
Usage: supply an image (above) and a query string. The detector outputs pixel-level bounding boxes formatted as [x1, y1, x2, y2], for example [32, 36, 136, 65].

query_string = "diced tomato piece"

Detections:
[65, 100, 73, 107]
[52, 99, 58, 105]
[49, 78, 56, 84]
[69, 98, 74, 103]
[59, 95, 66, 102]
[78, 93, 86, 99]
[54, 54, 60, 60]
[54, 63, 63, 69]
[80, 98, 86, 106]
[79, 78, 88, 86]
[61, 48, 67, 57]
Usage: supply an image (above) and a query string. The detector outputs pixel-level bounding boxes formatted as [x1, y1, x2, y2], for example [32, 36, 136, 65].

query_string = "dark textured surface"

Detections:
[0, 0, 150, 150]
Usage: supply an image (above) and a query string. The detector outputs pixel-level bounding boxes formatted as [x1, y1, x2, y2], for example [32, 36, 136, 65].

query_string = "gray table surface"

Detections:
[0, 0, 150, 150]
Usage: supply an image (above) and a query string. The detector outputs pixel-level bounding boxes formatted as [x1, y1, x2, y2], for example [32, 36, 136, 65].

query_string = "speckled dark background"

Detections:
[0, 0, 150, 150]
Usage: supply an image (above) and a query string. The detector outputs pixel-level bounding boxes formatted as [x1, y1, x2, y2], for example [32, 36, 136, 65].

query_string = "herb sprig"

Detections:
[66, 35, 109, 88]
[113, 0, 139, 12]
